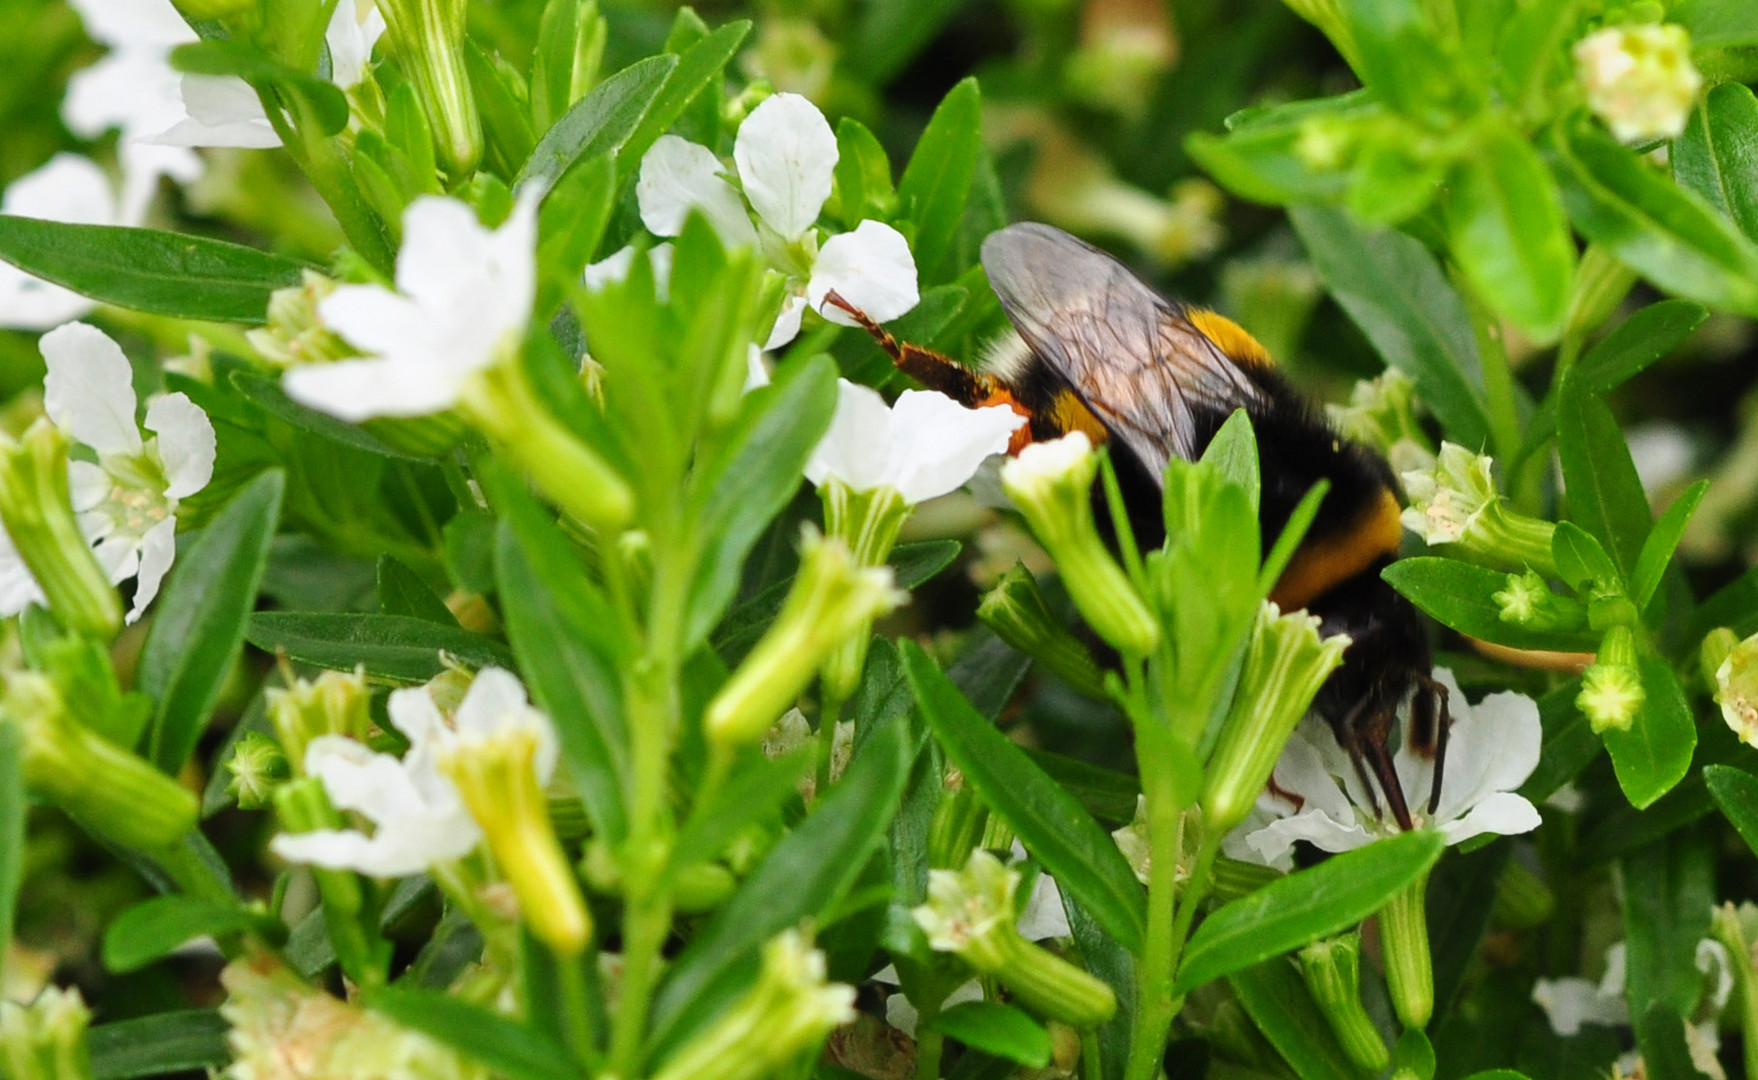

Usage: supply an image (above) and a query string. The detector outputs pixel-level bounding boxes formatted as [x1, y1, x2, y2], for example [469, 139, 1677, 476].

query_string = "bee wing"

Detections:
[981, 223, 1264, 482]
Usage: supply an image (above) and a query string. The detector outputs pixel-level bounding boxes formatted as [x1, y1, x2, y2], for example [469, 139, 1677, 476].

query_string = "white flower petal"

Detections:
[743, 345, 772, 393]
[803, 380, 895, 492]
[1245, 807, 1374, 860]
[152, 76, 281, 148]
[1431, 679, 1542, 825]
[808, 221, 919, 326]
[636, 136, 757, 247]
[68, 461, 110, 514]
[145, 392, 216, 499]
[583, 245, 637, 290]
[733, 93, 836, 240]
[3, 154, 117, 226]
[455, 668, 530, 736]
[0, 530, 46, 617]
[92, 533, 139, 582]
[283, 356, 466, 421]
[125, 517, 177, 624]
[764, 292, 806, 351]
[65, 0, 194, 50]
[325, 0, 387, 90]
[1434, 792, 1542, 846]
[1531, 976, 1627, 1036]
[0, 264, 98, 332]
[1017, 872, 1070, 941]
[118, 142, 203, 226]
[885, 391, 1024, 503]
[64, 51, 187, 143]
[1268, 724, 1358, 823]
[387, 686, 450, 750]
[40, 322, 143, 456]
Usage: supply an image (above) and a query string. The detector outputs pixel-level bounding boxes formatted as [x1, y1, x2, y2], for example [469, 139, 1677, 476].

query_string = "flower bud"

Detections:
[1379, 872, 1434, 1030]
[439, 728, 591, 956]
[1327, 370, 1434, 476]
[376, 0, 483, 177]
[267, 667, 371, 774]
[7, 674, 195, 851]
[1401, 444, 1557, 574]
[1299, 934, 1389, 1072]
[1578, 626, 1644, 734]
[1715, 630, 1758, 747]
[1494, 571, 1587, 632]
[706, 529, 906, 747]
[226, 732, 290, 810]
[0, 986, 91, 1080]
[247, 272, 357, 369]
[1574, 24, 1702, 143]
[650, 930, 855, 1080]
[912, 851, 1117, 1027]
[0, 420, 121, 640]
[1001, 434, 1159, 658]
[818, 480, 911, 701]
[460, 359, 634, 534]
[1201, 603, 1351, 833]
[977, 563, 1108, 699]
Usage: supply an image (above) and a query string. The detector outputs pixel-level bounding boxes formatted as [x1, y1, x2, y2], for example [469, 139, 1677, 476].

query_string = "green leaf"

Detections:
[1200, 408, 1260, 514]
[367, 987, 577, 1080]
[1381, 558, 1599, 652]
[1551, 521, 1620, 591]
[1672, 0, 1758, 47]
[1673, 82, 1758, 242]
[1603, 659, 1696, 810]
[1229, 959, 1370, 1080]
[647, 720, 912, 1058]
[89, 1011, 231, 1080]
[1176, 830, 1445, 992]
[902, 641, 1145, 953]
[535, 153, 616, 317]
[1632, 1005, 1706, 1080]
[0, 723, 22, 974]
[1391, 1028, 1436, 1080]
[669, 747, 814, 874]
[834, 118, 897, 230]
[684, 355, 837, 649]
[103, 896, 275, 974]
[244, 612, 513, 684]
[517, 53, 677, 189]
[616, 21, 751, 177]
[1622, 833, 1715, 1020]
[1022, 749, 1140, 827]
[844, 0, 978, 84]
[1426, 842, 1509, 1018]
[1556, 376, 1650, 577]
[376, 556, 457, 624]
[1705, 764, 1758, 859]
[1444, 125, 1575, 339]
[1290, 205, 1491, 447]
[1340, 0, 1472, 121]
[929, 1002, 1052, 1067]
[896, 78, 982, 281]
[229, 370, 426, 460]
[141, 471, 284, 774]
[0, 218, 311, 323]
[1186, 105, 1360, 206]
[1629, 480, 1708, 609]
[1547, 121, 1758, 316]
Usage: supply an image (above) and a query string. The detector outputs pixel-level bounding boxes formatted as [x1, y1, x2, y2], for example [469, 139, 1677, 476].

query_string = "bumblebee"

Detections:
[829, 222, 1449, 829]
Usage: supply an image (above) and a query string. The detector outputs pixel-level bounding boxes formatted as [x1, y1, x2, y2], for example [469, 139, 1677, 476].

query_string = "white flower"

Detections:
[1574, 24, 1703, 143]
[1233, 669, 1543, 863]
[805, 379, 1025, 504]
[634, 92, 918, 349]
[286, 190, 539, 420]
[152, 76, 281, 149]
[326, 0, 388, 91]
[1533, 938, 1731, 1063]
[0, 155, 120, 330]
[270, 668, 558, 877]
[0, 322, 216, 624]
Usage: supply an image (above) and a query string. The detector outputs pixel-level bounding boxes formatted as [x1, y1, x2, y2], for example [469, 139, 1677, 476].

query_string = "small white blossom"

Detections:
[0, 155, 120, 330]
[0, 322, 216, 623]
[153, 76, 282, 149]
[326, 0, 389, 91]
[1001, 431, 1097, 503]
[634, 92, 918, 348]
[1400, 442, 1496, 547]
[1716, 630, 1758, 747]
[805, 379, 1025, 505]
[1574, 24, 1703, 144]
[1232, 669, 1543, 863]
[286, 190, 539, 420]
[270, 668, 558, 877]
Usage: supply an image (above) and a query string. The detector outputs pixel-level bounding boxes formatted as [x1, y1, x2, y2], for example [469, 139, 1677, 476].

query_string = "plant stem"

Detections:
[814, 692, 844, 799]
[1123, 761, 1190, 1080]
[556, 943, 601, 1072]
[1455, 268, 1521, 468]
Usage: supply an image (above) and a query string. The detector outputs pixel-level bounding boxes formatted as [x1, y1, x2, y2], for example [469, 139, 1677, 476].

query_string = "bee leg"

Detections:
[1421, 676, 1453, 817]
[820, 290, 1010, 413]
[1365, 739, 1416, 832]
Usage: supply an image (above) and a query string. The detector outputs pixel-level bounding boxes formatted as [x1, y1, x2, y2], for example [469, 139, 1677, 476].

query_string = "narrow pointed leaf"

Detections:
[367, 987, 578, 1080]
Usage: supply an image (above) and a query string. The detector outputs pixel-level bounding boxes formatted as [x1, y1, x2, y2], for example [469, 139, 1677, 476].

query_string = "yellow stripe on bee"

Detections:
[1269, 487, 1404, 612]
[1050, 390, 1113, 444]
[1187, 309, 1273, 368]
